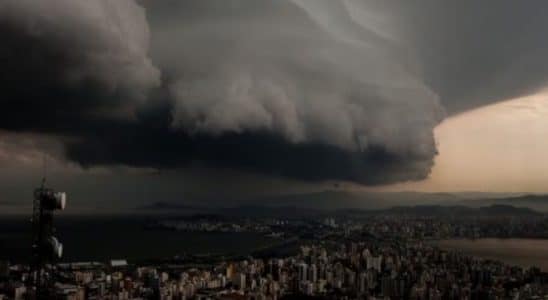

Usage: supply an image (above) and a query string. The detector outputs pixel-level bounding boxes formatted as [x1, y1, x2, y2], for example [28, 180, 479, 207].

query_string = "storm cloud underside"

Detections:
[1, 0, 547, 184]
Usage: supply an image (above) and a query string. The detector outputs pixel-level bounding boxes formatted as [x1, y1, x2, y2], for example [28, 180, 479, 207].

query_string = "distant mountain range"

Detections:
[244, 191, 532, 210]
[140, 191, 528, 212]
[139, 202, 203, 211]
[138, 191, 548, 217]
[138, 202, 543, 218]
[456, 194, 548, 212]
[379, 204, 542, 217]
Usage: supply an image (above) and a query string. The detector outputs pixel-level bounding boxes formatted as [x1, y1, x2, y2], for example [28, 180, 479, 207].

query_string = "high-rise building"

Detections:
[237, 273, 246, 290]
[308, 264, 317, 283]
[298, 263, 308, 283]
[305, 282, 314, 295]
[226, 263, 235, 281]
[367, 256, 382, 272]
[358, 272, 367, 294]
[0, 261, 8, 279]
[14, 286, 26, 300]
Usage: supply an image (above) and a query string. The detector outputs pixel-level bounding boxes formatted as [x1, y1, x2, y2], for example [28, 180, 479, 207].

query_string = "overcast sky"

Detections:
[2, 0, 548, 210]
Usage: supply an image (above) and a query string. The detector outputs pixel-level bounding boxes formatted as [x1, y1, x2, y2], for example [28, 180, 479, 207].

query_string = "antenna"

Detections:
[41, 154, 47, 188]
[30, 153, 67, 299]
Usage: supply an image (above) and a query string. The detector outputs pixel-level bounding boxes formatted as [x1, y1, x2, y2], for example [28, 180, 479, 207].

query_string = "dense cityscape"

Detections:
[1, 208, 548, 299]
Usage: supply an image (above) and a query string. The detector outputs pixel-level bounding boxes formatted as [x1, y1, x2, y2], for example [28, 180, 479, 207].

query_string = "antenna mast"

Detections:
[41, 154, 47, 188]
[30, 154, 66, 299]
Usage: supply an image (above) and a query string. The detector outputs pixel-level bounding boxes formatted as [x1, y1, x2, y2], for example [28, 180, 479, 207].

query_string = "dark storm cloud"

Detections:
[147, 0, 442, 151]
[0, 0, 160, 132]
[65, 117, 435, 185]
[1, 0, 548, 185]
[134, 0, 442, 184]
[60, 92, 434, 185]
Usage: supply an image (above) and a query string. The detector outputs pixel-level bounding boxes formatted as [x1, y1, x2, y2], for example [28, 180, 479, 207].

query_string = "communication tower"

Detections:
[30, 176, 66, 299]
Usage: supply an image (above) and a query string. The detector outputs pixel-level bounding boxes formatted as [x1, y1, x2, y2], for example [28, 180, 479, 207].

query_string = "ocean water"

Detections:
[0, 215, 275, 263]
[435, 238, 548, 271]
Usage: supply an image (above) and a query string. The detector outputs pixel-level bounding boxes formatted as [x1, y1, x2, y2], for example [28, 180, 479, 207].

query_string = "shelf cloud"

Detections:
[1, 0, 547, 185]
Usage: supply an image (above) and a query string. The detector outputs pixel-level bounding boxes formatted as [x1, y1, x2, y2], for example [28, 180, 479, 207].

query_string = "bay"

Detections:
[0, 216, 276, 263]
[435, 238, 548, 271]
